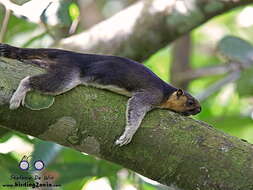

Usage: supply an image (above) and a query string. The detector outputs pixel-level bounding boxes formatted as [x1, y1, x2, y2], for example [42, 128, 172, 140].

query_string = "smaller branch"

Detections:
[196, 71, 240, 101]
[194, 60, 252, 101]
[68, 16, 80, 35]
[0, 6, 11, 42]
[0, 0, 20, 13]
[23, 31, 48, 48]
[174, 62, 241, 83]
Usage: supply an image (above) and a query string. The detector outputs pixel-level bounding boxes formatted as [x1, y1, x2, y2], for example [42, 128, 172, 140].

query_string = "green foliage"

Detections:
[57, 0, 73, 27]
[189, 9, 253, 144]
[217, 35, 253, 63]
[144, 47, 171, 82]
[0, 128, 11, 140]
[31, 140, 62, 169]
[5, 15, 38, 45]
[69, 3, 80, 21]
[217, 35, 253, 97]
[237, 65, 253, 97]
[0, 153, 32, 188]
[47, 148, 122, 186]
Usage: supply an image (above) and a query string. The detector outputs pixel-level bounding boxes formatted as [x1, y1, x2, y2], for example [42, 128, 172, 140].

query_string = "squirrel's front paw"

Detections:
[115, 133, 133, 146]
[9, 96, 21, 110]
[9, 92, 25, 110]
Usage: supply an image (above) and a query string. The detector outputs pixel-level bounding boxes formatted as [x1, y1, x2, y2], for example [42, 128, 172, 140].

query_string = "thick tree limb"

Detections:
[57, 0, 252, 61]
[1, 59, 253, 190]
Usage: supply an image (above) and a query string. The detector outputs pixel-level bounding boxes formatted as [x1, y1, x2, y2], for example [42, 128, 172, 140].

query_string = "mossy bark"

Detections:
[1, 58, 253, 190]
[58, 0, 253, 62]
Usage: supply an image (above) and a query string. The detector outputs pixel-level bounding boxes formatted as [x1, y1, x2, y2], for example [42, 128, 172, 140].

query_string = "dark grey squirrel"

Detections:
[0, 44, 201, 146]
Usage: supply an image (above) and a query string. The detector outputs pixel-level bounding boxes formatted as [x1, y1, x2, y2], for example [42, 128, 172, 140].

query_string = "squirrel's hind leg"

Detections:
[10, 70, 81, 109]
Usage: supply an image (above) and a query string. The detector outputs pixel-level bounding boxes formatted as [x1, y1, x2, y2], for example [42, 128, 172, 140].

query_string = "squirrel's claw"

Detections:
[115, 133, 133, 146]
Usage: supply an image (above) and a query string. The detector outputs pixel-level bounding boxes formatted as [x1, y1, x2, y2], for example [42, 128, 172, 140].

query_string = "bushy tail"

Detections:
[0, 43, 50, 69]
[0, 43, 21, 60]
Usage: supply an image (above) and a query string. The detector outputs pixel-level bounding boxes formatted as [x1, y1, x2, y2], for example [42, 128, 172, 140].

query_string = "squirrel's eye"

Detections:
[187, 100, 194, 106]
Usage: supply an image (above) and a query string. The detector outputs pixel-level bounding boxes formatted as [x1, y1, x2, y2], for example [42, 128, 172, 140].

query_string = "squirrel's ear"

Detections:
[176, 89, 184, 97]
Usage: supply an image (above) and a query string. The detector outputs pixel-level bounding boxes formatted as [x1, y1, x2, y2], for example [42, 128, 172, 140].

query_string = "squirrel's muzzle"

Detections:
[182, 106, 201, 116]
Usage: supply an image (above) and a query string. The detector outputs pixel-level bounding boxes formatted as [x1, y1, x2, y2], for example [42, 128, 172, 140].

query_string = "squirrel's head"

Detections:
[161, 89, 201, 116]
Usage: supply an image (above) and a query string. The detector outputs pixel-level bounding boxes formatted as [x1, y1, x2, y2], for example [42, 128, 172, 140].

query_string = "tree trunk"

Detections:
[1, 58, 253, 190]
[57, 0, 252, 62]
[171, 34, 192, 89]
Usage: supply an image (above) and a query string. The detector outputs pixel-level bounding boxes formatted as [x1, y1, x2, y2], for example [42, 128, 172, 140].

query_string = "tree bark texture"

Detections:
[57, 0, 253, 62]
[1, 58, 253, 190]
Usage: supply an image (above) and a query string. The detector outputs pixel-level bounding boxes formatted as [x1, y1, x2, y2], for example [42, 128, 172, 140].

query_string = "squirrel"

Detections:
[0, 44, 201, 146]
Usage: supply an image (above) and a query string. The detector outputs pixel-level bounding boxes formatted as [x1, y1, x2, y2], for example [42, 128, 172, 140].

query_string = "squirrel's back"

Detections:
[76, 55, 168, 93]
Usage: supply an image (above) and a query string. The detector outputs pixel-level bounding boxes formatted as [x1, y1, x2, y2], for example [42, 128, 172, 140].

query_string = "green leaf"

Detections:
[31, 140, 62, 170]
[217, 35, 253, 63]
[69, 3, 80, 21]
[236, 65, 253, 97]
[31, 147, 124, 185]
[57, 0, 73, 26]
[5, 14, 37, 44]
[107, 175, 118, 190]
[0, 153, 33, 183]
[47, 148, 122, 184]
[50, 160, 121, 184]
[217, 36, 253, 97]
[49, 163, 96, 184]
[0, 128, 12, 142]
[62, 178, 89, 190]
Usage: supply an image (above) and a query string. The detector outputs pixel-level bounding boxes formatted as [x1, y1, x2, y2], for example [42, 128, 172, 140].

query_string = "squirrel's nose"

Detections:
[196, 107, 201, 113]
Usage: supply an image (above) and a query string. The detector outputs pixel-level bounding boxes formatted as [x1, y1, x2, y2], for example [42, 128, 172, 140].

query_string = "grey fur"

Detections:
[9, 76, 31, 110]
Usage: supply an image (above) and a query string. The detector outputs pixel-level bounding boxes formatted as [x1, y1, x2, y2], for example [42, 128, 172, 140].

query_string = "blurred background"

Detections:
[0, 0, 253, 189]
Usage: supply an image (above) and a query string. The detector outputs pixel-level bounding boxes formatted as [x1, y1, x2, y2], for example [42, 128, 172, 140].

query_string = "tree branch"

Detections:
[57, 0, 253, 61]
[173, 62, 241, 82]
[171, 34, 192, 89]
[196, 71, 240, 101]
[0, 5, 11, 43]
[1, 58, 253, 190]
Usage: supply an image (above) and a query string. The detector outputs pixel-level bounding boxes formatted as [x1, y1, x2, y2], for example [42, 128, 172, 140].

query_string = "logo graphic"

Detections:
[19, 155, 45, 171]
[2, 155, 61, 188]
[33, 160, 44, 171]
[19, 159, 29, 171]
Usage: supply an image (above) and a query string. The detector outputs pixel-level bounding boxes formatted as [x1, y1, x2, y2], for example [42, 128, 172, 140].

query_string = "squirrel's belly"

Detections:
[88, 83, 132, 97]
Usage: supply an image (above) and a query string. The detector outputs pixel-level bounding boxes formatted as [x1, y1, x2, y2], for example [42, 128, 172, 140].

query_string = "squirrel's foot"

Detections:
[9, 76, 30, 110]
[9, 96, 22, 110]
[9, 92, 25, 110]
[115, 133, 133, 146]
